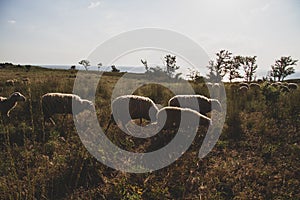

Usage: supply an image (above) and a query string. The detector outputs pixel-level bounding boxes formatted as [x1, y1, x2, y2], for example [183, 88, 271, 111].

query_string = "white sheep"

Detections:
[239, 82, 249, 89]
[0, 92, 26, 117]
[230, 84, 239, 92]
[238, 86, 248, 93]
[156, 106, 211, 130]
[288, 83, 298, 90]
[168, 95, 222, 116]
[212, 83, 220, 89]
[41, 93, 94, 124]
[22, 78, 30, 85]
[206, 82, 213, 89]
[5, 79, 15, 86]
[249, 83, 261, 90]
[271, 83, 279, 88]
[105, 95, 159, 132]
[279, 85, 290, 93]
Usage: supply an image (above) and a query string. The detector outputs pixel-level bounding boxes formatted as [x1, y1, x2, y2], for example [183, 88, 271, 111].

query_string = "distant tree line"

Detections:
[77, 54, 297, 82]
[205, 50, 297, 82]
[0, 62, 32, 72]
[141, 54, 182, 80]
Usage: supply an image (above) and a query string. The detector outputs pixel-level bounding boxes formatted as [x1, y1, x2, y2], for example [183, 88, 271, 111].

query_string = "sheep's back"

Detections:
[169, 95, 211, 114]
[111, 96, 156, 123]
[42, 93, 75, 116]
[157, 107, 210, 129]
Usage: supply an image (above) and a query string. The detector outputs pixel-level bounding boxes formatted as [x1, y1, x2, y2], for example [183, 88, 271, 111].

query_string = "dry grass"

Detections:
[0, 66, 299, 199]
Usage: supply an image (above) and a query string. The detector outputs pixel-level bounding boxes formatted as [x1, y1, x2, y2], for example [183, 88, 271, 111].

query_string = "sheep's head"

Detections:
[210, 99, 222, 112]
[82, 99, 94, 111]
[10, 92, 26, 102]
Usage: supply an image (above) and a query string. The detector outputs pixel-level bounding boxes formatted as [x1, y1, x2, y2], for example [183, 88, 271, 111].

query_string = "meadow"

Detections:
[0, 65, 299, 199]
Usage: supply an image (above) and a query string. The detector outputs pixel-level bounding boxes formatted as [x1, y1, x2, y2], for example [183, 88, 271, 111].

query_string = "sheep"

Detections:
[212, 83, 220, 89]
[230, 84, 239, 92]
[156, 106, 211, 130]
[206, 82, 213, 89]
[288, 83, 298, 90]
[41, 93, 94, 124]
[105, 95, 159, 132]
[271, 83, 279, 88]
[168, 95, 222, 116]
[0, 92, 26, 117]
[239, 82, 249, 89]
[249, 83, 261, 90]
[22, 78, 30, 85]
[279, 85, 290, 93]
[5, 79, 15, 86]
[238, 86, 248, 93]
[211, 83, 224, 98]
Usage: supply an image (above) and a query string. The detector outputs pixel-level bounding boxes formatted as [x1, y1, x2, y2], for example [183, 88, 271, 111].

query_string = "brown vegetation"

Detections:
[0, 66, 299, 199]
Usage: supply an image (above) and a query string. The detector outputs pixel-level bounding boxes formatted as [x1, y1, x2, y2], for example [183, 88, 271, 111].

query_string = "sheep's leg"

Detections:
[105, 118, 113, 132]
[49, 117, 56, 126]
[60, 114, 68, 137]
[139, 118, 142, 125]
[0, 114, 5, 125]
[62, 114, 67, 124]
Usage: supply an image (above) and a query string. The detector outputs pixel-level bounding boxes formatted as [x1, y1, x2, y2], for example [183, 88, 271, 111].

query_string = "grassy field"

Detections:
[0, 66, 299, 199]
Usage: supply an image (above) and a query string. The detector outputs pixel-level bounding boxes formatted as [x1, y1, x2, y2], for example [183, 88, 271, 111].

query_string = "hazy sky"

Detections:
[0, 0, 299, 78]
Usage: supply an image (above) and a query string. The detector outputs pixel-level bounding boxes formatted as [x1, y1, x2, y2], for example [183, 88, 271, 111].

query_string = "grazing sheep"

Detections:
[239, 86, 248, 93]
[168, 95, 222, 116]
[211, 83, 224, 98]
[105, 95, 159, 132]
[212, 83, 220, 89]
[239, 82, 249, 88]
[157, 106, 211, 130]
[22, 78, 30, 85]
[0, 92, 26, 117]
[279, 85, 290, 93]
[288, 83, 298, 90]
[41, 93, 94, 124]
[249, 83, 261, 90]
[5, 79, 15, 86]
[206, 82, 213, 89]
[271, 83, 279, 88]
[282, 82, 289, 86]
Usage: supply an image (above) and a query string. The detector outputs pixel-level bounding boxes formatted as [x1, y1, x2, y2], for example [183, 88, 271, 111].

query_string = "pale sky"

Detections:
[0, 0, 299, 78]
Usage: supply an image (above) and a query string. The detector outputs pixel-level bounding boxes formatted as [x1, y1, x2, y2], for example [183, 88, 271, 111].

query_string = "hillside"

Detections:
[0, 67, 299, 199]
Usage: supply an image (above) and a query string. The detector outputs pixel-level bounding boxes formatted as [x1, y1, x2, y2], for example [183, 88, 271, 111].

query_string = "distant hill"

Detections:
[0, 62, 49, 71]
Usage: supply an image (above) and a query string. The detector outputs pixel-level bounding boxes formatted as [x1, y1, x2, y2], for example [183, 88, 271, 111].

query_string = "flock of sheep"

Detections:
[0, 91, 222, 133]
[234, 82, 299, 93]
[105, 94, 221, 132]
[0, 80, 298, 133]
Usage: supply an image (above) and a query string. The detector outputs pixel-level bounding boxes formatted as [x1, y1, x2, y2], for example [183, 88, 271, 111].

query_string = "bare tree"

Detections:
[227, 56, 243, 82]
[187, 68, 202, 82]
[97, 63, 102, 71]
[240, 56, 258, 82]
[164, 54, 180, 78]
[78, 60, 90, 71]
[207, 50, 232, 82]
[141, 59, 148, 72]
[271, 56, 298, 81]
